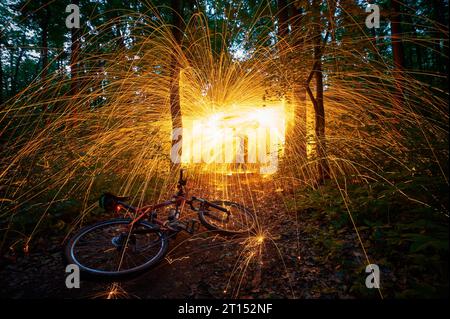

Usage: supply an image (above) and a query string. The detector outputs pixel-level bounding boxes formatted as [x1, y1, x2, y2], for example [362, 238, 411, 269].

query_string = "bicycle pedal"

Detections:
[186, 219, 199, 234]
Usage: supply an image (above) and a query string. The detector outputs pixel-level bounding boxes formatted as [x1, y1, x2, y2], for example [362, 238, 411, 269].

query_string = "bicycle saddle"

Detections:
[99, 192, 130, 210]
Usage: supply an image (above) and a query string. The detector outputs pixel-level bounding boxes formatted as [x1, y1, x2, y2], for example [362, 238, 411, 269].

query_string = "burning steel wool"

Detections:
[176, 103, 287, 174]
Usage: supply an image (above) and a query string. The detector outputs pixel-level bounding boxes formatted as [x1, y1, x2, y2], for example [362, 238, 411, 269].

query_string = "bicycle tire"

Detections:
[198, 200, 256, 235]
[65, 218, 168, 279]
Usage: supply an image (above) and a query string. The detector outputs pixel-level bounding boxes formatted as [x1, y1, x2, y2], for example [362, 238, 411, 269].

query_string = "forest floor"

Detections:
[0, 173, 370, 299]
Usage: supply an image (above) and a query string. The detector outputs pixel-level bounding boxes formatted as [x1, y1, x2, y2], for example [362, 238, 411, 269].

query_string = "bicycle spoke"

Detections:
[69, 220, 166, 275]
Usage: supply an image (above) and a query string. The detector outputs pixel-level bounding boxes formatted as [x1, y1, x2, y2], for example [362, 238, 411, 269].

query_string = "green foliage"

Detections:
[289, 170, 448, 298]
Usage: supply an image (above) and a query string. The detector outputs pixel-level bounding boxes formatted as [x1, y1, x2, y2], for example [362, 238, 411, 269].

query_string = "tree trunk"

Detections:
[403, 12, 423, 71]
[391, 0, 405, 70]
[0, 36, 3, 105]
[291, 5, 307, 159]
[9, 50, 13, 96]
[278, 0, 289, 40]
[70, 0, 80, 96]
[40, 9, 49, 81]
[432, 0, 448, 86]
[391, 0, 405, 110]
[370, 26, 380, 62]
[432, 0, 445, 72]
[170, 0, 183, 166]
[312, 0, 329, 184]
[313, 38, 329, 184]
[11, 47, 25, 95]
[40, 7, 50, 112]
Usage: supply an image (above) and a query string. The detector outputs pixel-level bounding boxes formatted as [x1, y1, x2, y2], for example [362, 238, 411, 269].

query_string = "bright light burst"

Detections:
[180, 103, 287, 173]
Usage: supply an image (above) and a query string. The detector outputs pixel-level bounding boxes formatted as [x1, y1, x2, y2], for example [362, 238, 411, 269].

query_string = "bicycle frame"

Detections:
[114, 170, 229, 234]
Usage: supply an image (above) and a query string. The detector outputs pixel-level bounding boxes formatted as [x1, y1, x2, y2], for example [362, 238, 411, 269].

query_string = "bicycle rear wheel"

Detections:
[65, 218, 168, 279]
[198, 201, 256, 235]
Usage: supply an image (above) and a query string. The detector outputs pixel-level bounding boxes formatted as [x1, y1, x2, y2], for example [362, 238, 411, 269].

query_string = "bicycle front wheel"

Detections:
[198, 201, 256, 235]
[65, 218, 168, 279]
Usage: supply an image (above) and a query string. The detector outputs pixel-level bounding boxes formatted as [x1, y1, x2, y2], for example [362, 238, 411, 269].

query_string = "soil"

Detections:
[0, 173, 356, 299]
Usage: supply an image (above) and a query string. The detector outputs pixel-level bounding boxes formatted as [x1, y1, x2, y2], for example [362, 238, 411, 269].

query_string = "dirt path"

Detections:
[0, 173, 353, 299]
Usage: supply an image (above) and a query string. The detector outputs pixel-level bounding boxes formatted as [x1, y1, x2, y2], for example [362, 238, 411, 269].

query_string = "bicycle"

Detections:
[65, 169, 256, 278]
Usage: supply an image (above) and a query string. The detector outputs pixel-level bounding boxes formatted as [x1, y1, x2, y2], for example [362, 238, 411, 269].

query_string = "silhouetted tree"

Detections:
[170, 0, 184, 165]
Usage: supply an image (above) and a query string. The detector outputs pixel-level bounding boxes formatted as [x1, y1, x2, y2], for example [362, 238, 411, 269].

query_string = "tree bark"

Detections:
[0, 35, 3, 105]
[391, 0, 405, 109]
[391, 0, 405, 70]
[291, 5, 307, 159]
[170, 0, 184, 166]
[312, 0, 329, 184]
[369, 24, 380, 63]
[40, 7, 50, 112]
[40, 8, 49, 81]
[432, 0, 448, 85]
[70, 0, 80, 96]
[278, 0, 289, 40]
[313, 39, 329, 184]
[432, 0, 444, 72]
[401, 11, 423, 70]
[11, 47, 25, 95]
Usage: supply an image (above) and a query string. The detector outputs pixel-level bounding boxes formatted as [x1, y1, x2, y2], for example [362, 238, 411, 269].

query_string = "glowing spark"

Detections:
[105, 283, 129, 299]
[165, 256, 190, 264]
[256, 235, 265, 244]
